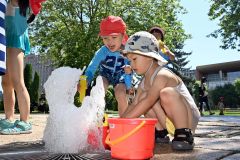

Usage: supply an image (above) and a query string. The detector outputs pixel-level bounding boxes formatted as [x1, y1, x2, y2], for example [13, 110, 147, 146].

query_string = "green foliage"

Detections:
[105, 86, 118, 111]
[30, 0, 190, 69]
[234, 78, 240, 96]
[208, 0, 240, 51]
[188, 80, 200, 103]
[0, 100, 4, 111]
[30, 0, 193, 110]
[24, 64, 33, 91]
[23, 65, 41, 112]
[209, 83, 239, 108]
[169, 42, 192, 83]
[30, 72, 40, 104]
[38, 93, 49, 113]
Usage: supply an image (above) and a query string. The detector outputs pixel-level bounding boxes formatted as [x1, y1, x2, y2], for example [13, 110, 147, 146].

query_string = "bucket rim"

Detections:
[108, 118, 157, 125]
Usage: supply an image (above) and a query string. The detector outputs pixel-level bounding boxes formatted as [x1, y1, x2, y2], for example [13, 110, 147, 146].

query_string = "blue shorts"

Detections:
[99, 65, 125, 87]
[6, 30, 30, 55]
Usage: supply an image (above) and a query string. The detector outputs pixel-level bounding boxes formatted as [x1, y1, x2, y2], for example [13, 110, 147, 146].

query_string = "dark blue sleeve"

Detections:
[124, 57, 130, 65]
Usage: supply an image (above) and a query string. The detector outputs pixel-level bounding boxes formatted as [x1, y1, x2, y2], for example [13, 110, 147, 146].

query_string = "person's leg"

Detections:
[2, 66, 15, 121]
[114, 83, 128, 117]
[160, 87, 192, 129]
[146, 103, 167, 130]
[6, 48, 30, 122]
[140, 92, 169, 143]
[101, 76, 109, 92]
[160, 87, 195, 150]
[199, 98, 204, 116]
[0, 72, 16, 130]
[203, 96, 214, 115]
[0, 47, 18, 130]
[146, 103, 171, 143]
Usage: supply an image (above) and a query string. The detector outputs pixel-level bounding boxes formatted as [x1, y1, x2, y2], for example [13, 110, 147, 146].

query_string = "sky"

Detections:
[179, 0, 240, 69]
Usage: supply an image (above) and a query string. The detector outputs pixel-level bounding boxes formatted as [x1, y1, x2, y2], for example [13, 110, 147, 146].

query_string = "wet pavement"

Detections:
[0, 114, 240, 160]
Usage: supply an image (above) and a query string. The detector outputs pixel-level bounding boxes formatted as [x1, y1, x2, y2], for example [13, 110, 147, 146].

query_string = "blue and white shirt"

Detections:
[85, 45, 129, 84]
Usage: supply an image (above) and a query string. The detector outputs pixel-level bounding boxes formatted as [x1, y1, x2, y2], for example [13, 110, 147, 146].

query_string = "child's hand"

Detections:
[123, 65, 132, 74]
[127, 88, 135, 95]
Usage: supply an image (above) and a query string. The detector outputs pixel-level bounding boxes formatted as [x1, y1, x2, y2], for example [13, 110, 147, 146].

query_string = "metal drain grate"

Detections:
[0, 153, 112, 160]
[38, 154, 112, 160]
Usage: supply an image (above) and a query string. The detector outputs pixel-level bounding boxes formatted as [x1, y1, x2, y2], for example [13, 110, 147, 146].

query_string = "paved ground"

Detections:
[0, 114, 240, 160]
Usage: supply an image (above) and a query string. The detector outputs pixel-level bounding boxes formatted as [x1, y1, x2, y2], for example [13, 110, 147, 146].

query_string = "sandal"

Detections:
[172, 128, 194, 150]
[155, 129, 170, 143]
[0, 119, 15, 131]
[1, 120, 32, 135]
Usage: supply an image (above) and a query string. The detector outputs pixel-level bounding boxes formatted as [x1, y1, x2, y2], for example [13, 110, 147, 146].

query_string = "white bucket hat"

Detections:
[123, 31, 168, 66]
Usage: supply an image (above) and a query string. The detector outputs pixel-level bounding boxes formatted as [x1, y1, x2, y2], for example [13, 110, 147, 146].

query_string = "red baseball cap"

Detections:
[29, 0, 46, 15]
[99, 16, 128, 44]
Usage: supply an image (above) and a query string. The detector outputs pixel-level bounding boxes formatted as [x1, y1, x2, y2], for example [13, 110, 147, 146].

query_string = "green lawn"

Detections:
[1, 109, 240, 116]
[204, 109, 240, 116]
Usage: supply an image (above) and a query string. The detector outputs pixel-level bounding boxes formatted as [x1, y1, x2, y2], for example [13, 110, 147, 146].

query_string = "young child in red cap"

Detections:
[79, 16, 131, 116]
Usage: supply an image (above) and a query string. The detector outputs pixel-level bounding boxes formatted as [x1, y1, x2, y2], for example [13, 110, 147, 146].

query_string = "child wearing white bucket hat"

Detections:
[121, 31, 200, 150]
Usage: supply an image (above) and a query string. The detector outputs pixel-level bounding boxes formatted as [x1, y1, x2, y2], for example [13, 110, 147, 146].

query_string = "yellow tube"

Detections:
[103, 113, 108, 127]
[79, 75, 87, 103]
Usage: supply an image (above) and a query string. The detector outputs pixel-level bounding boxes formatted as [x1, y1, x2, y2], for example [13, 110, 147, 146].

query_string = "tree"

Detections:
[192, 80, 201, 105]
[209, 84, 239, 108]
[30, 0, 194, 111]
[105, 86, 118, 111]
[30, 0, 190, 70]
[234, 78, 240, 97]
[208, 0, 240, 51]
[24, 64, 33, 92]
[30, 72, 40, 111]
[169, 41, 193, 84]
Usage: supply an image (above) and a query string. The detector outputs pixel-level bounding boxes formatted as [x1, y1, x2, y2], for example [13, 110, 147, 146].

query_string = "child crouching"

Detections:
[121, 31, 200, 150]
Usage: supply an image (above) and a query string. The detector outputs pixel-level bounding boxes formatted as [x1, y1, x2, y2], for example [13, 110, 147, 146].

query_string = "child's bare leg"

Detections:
[146, 102, 170, 143]
[101, 76, 109, 92]
[145, 108, 165, 130]
[137, 91, 166, 129]
[160, 87, 195, 150]
[138, 92, 169, 143]
[145, 102, 167, 130]
[2, 72, 15, 121]
[160, 87, 192, 129]
[7, 48, 30, 122]
[114, 83, 127, 117]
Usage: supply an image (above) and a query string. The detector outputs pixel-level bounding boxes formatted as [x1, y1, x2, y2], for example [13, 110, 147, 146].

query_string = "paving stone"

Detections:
[1, 114, 240, 160]
[222, 153, 240, 160]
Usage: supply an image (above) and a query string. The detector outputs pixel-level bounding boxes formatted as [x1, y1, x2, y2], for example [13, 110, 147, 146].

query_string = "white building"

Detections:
[196, 60, 240, 89]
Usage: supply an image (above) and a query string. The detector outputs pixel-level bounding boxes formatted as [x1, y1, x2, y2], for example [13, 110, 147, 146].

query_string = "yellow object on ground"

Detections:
[166, 117, 175, 136]
[103, 113, 109, 126]
[79, 75, 87, 103]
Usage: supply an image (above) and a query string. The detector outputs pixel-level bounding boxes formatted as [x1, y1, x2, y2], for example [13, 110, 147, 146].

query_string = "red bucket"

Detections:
[106, 118, 157, 160]
[87, 126, 110, 150]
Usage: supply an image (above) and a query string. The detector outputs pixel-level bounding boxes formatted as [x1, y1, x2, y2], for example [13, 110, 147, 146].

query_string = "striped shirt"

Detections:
[0, 0, 6, 75]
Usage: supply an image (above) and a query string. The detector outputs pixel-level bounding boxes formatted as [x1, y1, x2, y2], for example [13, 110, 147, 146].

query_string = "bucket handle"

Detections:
[105, 120, 146, 146]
